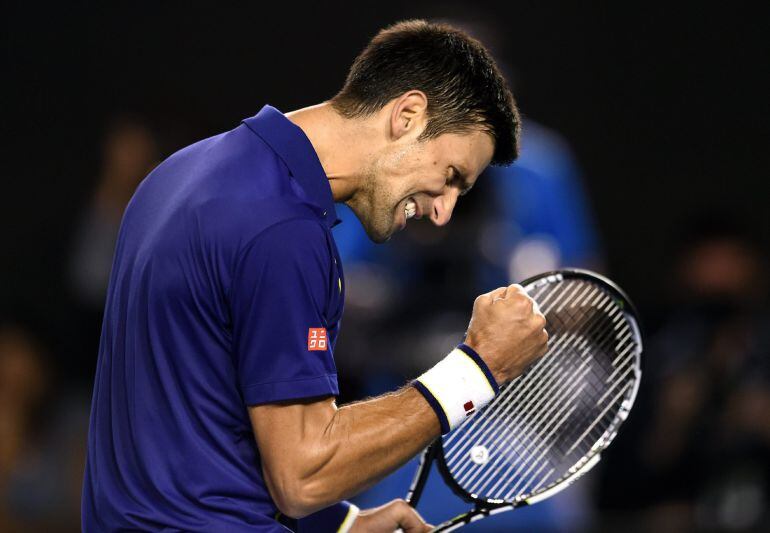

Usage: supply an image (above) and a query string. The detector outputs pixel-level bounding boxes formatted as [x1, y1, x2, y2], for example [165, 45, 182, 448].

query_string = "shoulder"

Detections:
[127, 125, 292, 227]
[148, 124, 324, 245]
[157, 124, 289, 193]
[198, 194, 328, 259]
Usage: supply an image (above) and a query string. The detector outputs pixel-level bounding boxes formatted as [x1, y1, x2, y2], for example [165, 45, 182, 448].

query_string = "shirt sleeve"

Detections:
[230, 218, 339, 405]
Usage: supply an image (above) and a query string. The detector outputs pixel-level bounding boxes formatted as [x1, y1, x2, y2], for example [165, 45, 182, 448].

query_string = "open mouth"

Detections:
[395, 197, 420, 233]
[404, 198, 417, 220]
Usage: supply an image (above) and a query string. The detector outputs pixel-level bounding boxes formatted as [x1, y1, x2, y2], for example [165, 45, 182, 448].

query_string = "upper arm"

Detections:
[230, 218, 340, 405]
[229, 218, 344, 516]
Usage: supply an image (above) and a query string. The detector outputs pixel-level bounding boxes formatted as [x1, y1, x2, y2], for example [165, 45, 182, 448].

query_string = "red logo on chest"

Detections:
[307, 328, 328, 351]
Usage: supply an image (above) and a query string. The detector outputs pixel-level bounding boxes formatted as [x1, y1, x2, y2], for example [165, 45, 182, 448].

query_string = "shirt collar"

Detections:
[242, 105, 340, 228]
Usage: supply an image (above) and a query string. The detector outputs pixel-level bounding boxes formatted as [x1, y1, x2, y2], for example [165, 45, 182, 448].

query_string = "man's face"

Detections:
[348, 128, 495, 243]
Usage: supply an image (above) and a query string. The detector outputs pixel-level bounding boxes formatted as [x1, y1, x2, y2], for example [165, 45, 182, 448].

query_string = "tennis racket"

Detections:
[405, 269, 643, 531]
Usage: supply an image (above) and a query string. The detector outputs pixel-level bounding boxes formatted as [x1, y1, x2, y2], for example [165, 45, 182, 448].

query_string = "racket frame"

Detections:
[405, 269, 643, 531]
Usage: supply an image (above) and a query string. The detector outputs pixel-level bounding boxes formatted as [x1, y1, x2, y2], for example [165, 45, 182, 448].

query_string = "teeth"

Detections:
[405, 199, 417, 219]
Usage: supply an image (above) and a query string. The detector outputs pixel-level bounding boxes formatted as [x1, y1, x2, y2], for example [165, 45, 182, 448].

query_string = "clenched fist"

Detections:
[465, 284, 548, 385]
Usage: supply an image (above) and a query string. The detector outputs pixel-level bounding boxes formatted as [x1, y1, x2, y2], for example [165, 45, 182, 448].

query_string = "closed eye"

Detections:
[449, 166, 473, 196]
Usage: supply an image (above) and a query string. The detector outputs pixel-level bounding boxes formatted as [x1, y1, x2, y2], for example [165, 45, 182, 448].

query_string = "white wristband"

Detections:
[414, 344, 499, 434]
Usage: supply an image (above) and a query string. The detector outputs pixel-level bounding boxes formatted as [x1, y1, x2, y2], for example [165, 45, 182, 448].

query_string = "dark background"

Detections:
[3, 2, 769, 532]
[4, 1, 769, 309]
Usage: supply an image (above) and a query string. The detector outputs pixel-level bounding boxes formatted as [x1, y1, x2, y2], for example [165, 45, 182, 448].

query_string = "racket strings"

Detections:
[444, 286, 602, 486]
[448, 283, 613, 491]
[467, 347, 611, 496]
[465, 294, 622, 495]
[480, 311, 631, 497]
[441, 278, 640, 501]
[445, 281, 607, 468]
[545, 304, 636, 444]
[486, 307, 630, 497]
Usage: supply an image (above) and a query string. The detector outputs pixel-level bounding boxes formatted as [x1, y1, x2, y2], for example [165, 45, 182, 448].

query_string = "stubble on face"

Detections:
[346, 142, 419, 243]
[344, 129, 494, 243]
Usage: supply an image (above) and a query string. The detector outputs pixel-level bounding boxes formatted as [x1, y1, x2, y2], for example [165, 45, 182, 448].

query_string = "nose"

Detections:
[430, 189, 459, 226]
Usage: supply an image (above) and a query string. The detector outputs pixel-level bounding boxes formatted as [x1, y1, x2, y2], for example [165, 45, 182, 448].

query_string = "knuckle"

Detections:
[473, 295, 492, 315]
[407, 507, 422, 519]
[524, 297, 535, 311]
[390, 498, 407, 509]
[514, 294, 533, 311]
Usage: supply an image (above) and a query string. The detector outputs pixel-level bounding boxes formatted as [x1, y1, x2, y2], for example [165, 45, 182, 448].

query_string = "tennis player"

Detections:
[82, 20, 548, 532]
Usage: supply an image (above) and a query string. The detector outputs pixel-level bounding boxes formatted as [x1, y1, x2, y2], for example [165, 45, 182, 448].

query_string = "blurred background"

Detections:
[2, 1, 769, 532]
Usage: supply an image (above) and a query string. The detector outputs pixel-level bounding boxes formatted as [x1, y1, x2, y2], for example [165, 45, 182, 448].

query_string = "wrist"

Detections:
[456, 343, 500, 393]
[413, 344, 499, 434]
[463, 338, 505, 385]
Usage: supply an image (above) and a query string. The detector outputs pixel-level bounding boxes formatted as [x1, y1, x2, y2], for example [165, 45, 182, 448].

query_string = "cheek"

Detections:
[380, 143, 446, 197]
[420, 165, 447, 191]
[383, 151, 423, 187]
[385, 142, 423, 173]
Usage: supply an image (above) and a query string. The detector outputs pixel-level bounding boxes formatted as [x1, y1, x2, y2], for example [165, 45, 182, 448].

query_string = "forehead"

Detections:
[428, 129, 495, 171]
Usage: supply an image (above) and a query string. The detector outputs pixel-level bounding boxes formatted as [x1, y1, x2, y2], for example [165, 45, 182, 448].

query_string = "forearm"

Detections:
[253, 385, 439, 517]
[308, 386, 439, 502]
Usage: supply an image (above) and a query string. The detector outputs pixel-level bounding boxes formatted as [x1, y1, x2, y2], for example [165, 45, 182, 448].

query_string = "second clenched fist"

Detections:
[464, 284, 548, 385]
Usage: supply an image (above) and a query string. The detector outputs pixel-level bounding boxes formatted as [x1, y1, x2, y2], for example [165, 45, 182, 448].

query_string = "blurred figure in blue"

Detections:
[478, 119, 602, 286]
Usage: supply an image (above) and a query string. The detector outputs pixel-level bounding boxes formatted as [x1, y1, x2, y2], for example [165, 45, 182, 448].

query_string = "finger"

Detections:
[504, 283, 524, 297]
[486, 286, 508, 301]
[391, 500, 429, 532]
[495, 284, 526, 304]
[398, 511, 426, 532]
[531, 299, 546, 322]
[538, 330, 548, 357]
[531, 296, 542, 315]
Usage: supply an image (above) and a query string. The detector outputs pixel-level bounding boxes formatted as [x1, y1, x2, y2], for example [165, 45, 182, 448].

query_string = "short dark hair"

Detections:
[331, 20, 520, 165]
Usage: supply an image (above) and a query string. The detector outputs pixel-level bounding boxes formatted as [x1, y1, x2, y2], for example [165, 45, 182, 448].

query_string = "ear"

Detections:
[389, 90, 428, 140]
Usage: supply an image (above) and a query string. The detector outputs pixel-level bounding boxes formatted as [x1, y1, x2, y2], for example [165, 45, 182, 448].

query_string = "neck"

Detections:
[286, 102, 373, 203]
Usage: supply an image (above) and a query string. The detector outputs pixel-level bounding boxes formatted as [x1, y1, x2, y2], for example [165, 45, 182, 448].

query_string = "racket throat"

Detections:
[474, 500, 509, 514]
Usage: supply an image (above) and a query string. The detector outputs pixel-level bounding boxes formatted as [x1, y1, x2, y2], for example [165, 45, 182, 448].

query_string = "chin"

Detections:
[364, 227, 392, 244]
[359, 218, 395, 243]
[351, 203, 397, 243]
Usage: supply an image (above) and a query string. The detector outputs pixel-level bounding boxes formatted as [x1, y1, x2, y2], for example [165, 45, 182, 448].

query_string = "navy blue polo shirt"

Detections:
[83, 106, 347, 531]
